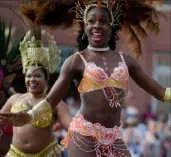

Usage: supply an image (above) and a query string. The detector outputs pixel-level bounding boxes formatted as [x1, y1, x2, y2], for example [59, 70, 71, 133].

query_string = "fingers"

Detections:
[0, 112, 31, 127]
[0, 114, 21, 127]
[0, 113, 18, 120]
[0, 113, 16, 125]
[0, 112, 14, 117]
[0, 116, 12, 125]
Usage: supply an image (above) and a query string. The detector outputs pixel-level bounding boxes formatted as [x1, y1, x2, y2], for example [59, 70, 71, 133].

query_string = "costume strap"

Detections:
[119, 52, 125, 63]
[77, 52, 87, 65]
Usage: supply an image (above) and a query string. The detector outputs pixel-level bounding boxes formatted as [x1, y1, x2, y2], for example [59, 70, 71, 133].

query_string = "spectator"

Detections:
[123, 106, 144, 157]
[143, 120, 161, 157]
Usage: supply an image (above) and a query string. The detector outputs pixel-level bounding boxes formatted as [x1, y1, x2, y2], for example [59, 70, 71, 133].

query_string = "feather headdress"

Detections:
[20, 0, 165, 59]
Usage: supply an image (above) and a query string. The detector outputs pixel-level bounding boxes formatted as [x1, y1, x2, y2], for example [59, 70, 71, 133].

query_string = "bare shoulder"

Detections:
[8, 93, 24, 104]
[122, 53, 134, 62]
[62, 51, 85, 72]
[65, 51, 81, 65]
[122, 53, 140, 68]
[0, 93, 24, 113]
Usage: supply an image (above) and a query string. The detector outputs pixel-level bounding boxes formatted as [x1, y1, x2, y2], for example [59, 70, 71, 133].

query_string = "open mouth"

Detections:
[29, 82, 38, 89]
[92, 32, 104, 41]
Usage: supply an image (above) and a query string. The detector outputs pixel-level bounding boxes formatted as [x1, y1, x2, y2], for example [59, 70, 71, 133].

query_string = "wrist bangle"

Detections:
[27, 99, 52, 122]
[164, 88, 171, 103]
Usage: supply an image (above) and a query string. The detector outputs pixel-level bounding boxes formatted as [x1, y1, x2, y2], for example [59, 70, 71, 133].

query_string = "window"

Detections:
[56, 46, 76, 73]
[164, 0, 171, 5]
[152, 52, 171, 114]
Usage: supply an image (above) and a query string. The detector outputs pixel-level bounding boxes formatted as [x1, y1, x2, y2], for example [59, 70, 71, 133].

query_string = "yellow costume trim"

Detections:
[164, 88, 171, 103]
[11, 102, 52, 128]
[78, 75, 127, 93]
[6, 141, 62, 157]
[19, 30, 61, 73]
[27, 100, 52, 128]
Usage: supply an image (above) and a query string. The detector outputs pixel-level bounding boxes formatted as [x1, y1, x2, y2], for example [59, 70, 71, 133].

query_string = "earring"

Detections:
[81, 33, 86, 40]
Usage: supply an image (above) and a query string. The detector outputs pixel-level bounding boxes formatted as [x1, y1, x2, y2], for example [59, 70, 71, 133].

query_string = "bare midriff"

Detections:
[12, 125, 55, 154]
[77, 89, 123, 127]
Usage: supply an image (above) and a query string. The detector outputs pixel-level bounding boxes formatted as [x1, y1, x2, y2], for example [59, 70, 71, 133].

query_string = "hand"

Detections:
[0, 112, 32, 127]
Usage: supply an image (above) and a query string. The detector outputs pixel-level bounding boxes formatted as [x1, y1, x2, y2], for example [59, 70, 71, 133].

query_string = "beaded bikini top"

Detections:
[77, 52, 129, 108]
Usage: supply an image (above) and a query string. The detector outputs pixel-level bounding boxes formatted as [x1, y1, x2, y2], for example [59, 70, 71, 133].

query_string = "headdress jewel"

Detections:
[19, 30, 61, 73]
[73, 0, 128, 27]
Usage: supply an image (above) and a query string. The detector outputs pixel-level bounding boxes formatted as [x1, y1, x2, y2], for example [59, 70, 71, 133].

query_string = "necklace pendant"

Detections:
[104, 61, 107, 66]
[102, 59, 108, 72]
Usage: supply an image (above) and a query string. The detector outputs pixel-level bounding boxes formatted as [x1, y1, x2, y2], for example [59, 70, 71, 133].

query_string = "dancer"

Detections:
[0, 28, 72, 157]
[1, 0, 171, 157]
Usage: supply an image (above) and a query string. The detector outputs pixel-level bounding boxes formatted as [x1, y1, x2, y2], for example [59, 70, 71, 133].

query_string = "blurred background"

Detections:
[0, 1, 170, 157]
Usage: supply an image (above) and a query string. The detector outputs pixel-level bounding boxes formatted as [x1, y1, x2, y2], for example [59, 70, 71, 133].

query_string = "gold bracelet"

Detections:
[27, 99, 52, 122]
[164, 88, 171, 103]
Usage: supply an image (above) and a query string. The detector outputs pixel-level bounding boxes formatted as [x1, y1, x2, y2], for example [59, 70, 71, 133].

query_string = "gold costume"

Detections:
[11, 102, 52, 128]
[164, 88, 171, 103]
[6, 141, 62, 157]
[19, 29, 61, 126]
[27, 100, 53, 128]
[19, 29, 61, 73]
[6, 29, 63, 156]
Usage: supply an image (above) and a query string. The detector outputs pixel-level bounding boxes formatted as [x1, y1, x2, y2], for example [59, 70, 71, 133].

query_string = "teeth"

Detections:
[93, 33, 102, 36]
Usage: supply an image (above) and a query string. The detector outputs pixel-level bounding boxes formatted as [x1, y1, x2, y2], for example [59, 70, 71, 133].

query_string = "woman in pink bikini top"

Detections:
[4, 0, 170, 157]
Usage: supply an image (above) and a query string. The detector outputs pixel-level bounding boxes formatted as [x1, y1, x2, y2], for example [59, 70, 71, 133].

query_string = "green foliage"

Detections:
[0, 17, 22, 72]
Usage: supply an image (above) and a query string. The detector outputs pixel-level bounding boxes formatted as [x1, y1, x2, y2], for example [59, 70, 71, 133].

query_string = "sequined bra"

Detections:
[77, 52, 129, 108]
[11, 103, 52, 128]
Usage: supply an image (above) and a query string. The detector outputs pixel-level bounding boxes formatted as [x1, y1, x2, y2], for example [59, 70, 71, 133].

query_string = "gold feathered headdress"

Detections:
[19, 29, 61, 73]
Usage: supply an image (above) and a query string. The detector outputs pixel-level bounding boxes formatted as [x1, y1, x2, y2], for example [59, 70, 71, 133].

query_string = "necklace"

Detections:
[88, 45, 110, 71]
[101, 55, 108, 71]
[87, 45, 110, 52]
